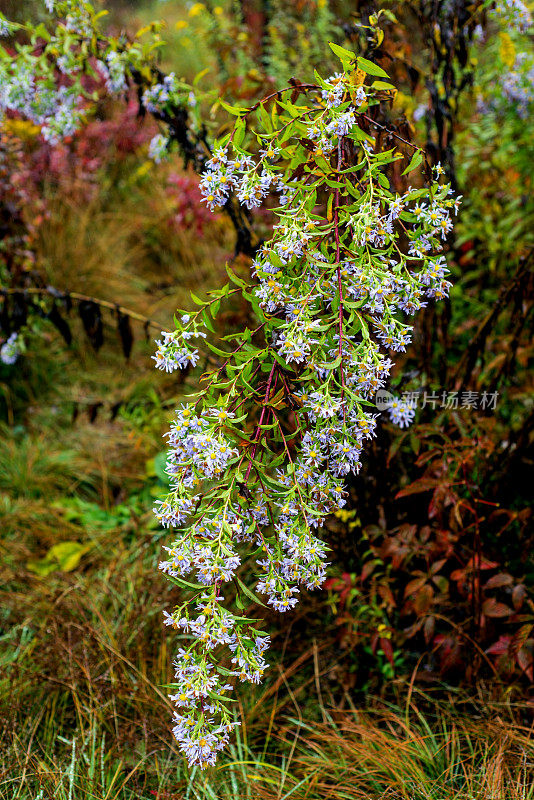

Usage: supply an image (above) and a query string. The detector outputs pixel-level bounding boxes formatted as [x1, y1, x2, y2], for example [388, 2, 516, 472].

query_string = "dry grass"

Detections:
[267, 709, 534, 800]
[36, 164, 232, 325]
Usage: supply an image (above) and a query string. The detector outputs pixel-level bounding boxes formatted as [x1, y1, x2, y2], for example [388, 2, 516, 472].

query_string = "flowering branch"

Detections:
[152, 43, 460, 768]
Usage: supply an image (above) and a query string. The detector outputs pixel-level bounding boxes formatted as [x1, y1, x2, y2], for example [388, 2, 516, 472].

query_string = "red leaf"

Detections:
[484, 573, 513, 590]
[323, 578, 342, 591]
[439, 639, 464, 673]
[379, 637, 395, 668]
[482, 598, 513, 618]
[486, 635, 511, 656]
[404, 576, 427, 598]
[430, 559, 447, 576]
[378, 584, 396, 608]
[516, 647, 534, 681]
[414, 584, 434, 615]
[466, 557, 499, 570]
[432, 575, 449, 594]
[510, 624, 533, 653]
[395, 478, 444, 499]
[361, 561, 376, 583]
[512, 584, 527, 611]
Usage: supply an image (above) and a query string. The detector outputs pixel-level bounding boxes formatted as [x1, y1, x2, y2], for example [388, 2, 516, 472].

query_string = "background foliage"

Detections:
[0, 0, 533, 796]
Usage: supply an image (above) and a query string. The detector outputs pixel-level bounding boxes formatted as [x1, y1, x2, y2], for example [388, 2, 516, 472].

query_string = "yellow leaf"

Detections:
[27, 542, 90, 577]
[350, 68, 367, 90]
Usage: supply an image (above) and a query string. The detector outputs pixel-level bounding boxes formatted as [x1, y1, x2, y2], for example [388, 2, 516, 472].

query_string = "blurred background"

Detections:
[0, 1, 533, 798]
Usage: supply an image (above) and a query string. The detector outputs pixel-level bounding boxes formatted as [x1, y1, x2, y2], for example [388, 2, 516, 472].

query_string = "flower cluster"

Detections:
[0, 2, 163, 147]
[502, 53, 534, 117]
[385, 394, 416, 428]
[64, 7, 93, 37]
[0, 61, 85, 144]
[153, 316, 207, 372]
[0, 0, 205, 162]
[143, 73, 180, 113]
[148, 133, 170, 164]
[154, 49, 459, 768]
[491, 0, 532, 33]
[200, 149, 287, 211]
[96, 51, 128, 95]
[476, 31, 534, 120]
[0, 3, 103, 144]
[142, 75, 199, 163]
[1, 333, 21, 365]
[0, 16, 17, 37]
[142, 72, 197, 118]
[44, 0, 78, 15]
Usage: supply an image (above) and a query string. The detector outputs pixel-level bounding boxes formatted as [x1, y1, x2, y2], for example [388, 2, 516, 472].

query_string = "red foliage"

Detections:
[27, 100, 156, 200]
[382, 427, 532, 682]
[325, 419, 533, 687]
[165, 171, 220, 235]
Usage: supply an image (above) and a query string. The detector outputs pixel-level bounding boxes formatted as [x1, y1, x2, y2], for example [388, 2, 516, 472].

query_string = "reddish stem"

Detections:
[248, 83, 319, 114]
[334, 139, 346, 412]
[244, 361, 277, 482]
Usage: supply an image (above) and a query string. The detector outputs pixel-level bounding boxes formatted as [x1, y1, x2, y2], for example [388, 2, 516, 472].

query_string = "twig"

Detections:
[1, 286, 165, 332]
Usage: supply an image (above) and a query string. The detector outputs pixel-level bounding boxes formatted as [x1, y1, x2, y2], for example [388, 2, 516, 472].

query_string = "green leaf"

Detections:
[257, 103, 273, 133]
[207, 690, 237, 704]
[210, 299, 221, 320]
[190, 291, 205, 306]
[233, 117, 246, 148]
[225, 264, 247, 288]
[376, 172, 390, 189]
[372, 80, 396, 91]
[357, 57, 390, 79]
[193, 68, 209, 86]
[276, 100, 302, 119]
[236, 576, 267, 607]
[401, 150, 424, 176]
[167, 575, 204, 591]
[219, 98, 247, 117]
[32, 23, 51, 42]
[329, 42, 356, 66]
[206, 341, 230, 357]
[351, 126, 373, 143]
[201, 308, 215, 333]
